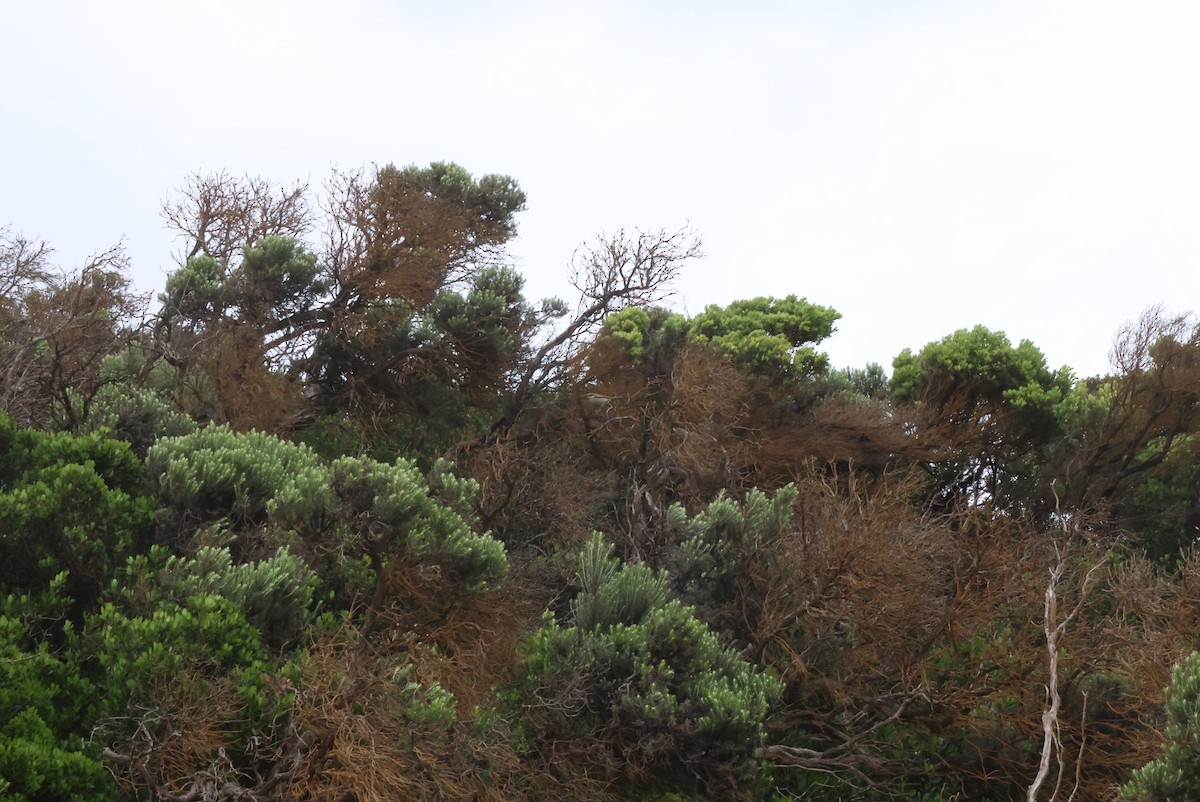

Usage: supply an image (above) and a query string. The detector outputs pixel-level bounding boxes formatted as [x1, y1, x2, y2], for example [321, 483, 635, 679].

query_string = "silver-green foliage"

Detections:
[523, 534, 780, 792]
[571, 533, 668, 632]
[76, 383, 198, 454]
[316, 455, 506, 585]
[146, 425, 330, 528]
[1122, 651, 1200, 800]
[146, 426, 505, 588]
[160, 545, 318, 646]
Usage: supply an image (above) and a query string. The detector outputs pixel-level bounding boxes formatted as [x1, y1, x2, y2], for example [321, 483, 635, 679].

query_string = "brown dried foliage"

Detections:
[286, 636, 519, 801]
[199, 325, 308, 432]
[468, 424, 617, 551]
[0, 230, 148, 427]
[1050, 306, 1200, 514]
[322, 166, 511, 311]
[282, 564, 577, 802]
[96, 556, 546, 802]
[749, 391, 941, 485]
[96, 673, 241, 799]
[583, 341, 751, 554]
[664, 463, 1162, 799]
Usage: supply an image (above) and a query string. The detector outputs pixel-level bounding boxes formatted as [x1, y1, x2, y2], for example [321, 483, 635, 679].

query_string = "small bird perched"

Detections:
[584, 392, 611, 409]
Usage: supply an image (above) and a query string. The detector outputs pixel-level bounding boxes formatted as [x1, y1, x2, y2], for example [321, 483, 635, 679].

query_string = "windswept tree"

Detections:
[447, 228, 703, 548]
[150, 163, 538, 435]
[464, 285, 846, 551]
[891, 324, 1072, 509]
[1045, 307, 1200, 557]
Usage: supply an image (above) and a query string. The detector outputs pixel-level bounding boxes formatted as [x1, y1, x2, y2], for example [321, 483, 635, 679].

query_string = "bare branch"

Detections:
[162, 172, 311, 267]
[488, 226, 701, 441]
[1028, 498, 1105, 802]
[0, 226, 53, 310]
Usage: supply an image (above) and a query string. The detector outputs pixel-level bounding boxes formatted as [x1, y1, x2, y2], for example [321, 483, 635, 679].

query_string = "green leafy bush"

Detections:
[690, 295, 841, 379]
[76, 382, 198, 456]
[0, 412, 154, 605]
[0, 713, 113, 802]
[601, 297, 839, 381]
[147, 427, 506, 598]
[159, 545, 318, 648]
[519, 534, 780, 798]
[0, 580, 113, 801]
[87, 593, 267, 705]
[318, 455, 506, 587]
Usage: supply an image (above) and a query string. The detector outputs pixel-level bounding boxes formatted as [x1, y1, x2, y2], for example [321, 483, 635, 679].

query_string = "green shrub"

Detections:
[76, 382, 198, 456]
[145, 424, 330, 537]
[147, 427, 506, 598]
[0, 580, 113, 801]
[87, 593, 267, 706]
[0, 713, 113, 802]
[159, 545, 319, 648]
[0, 413, 154, 605]
[519, 534, 780, 798]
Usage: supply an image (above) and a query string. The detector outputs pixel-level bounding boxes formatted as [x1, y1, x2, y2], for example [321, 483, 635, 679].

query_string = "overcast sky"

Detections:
[3, 1, 1198, 379]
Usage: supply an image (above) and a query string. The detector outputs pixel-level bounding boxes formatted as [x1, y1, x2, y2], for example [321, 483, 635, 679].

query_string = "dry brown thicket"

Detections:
[96, 674, 239, 798]
[94, 558, 552, 802]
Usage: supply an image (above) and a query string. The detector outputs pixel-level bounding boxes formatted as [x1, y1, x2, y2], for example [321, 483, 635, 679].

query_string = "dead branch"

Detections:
[1027, 499, 1104, 802]
[490, 226, 700, 441]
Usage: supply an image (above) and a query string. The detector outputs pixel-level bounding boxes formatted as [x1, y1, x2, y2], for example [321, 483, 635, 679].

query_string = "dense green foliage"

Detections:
[690, 295, 841, 378]
[890, 325, 1075, 508]
[0, 412, 154, 606]
[0, 582, 114, 801]
[603, 294, 840, 381]
[890, 324, 1071, 408]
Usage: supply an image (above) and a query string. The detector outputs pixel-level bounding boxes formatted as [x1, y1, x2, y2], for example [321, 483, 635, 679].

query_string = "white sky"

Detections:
[3, 1, 1199, 379]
